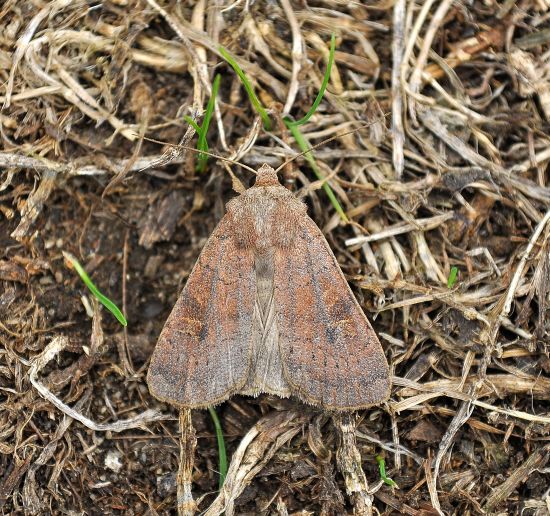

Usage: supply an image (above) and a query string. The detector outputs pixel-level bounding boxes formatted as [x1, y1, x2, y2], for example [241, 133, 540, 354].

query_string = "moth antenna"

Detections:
[274, 114, 390, 174]
[143, 136, 257, 174]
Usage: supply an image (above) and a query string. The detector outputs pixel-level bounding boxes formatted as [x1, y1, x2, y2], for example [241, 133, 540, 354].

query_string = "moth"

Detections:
[147, 164, 390, 411]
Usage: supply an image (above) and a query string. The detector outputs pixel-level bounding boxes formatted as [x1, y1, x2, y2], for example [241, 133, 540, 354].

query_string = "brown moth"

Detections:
[147, 164, 390, 411]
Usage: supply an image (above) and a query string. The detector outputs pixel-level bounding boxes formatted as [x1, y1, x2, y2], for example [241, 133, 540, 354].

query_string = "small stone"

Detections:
[104, 450, 123, 473]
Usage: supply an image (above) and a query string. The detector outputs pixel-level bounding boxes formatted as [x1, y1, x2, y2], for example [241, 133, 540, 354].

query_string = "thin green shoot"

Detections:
[208, 407, 227, 489]
[288, 123, 348, 222]
[218, 45, 271, 130]
[376, 455, 399, 488]
[62, 251, 127, 327]
[286, 32, 336, 128]
[283, 33, 346, 221]
[183, 116, 201, 133]
[218, 35, 346, 221]
[447, 266, 459, 288]
[183, 74, 221, 173]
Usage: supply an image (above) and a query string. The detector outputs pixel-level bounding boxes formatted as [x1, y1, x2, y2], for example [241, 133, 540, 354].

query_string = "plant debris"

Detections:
[1, 1, 549, 514]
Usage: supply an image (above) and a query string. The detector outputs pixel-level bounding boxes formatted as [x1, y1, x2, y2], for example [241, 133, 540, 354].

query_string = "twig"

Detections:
[345, 213, 453, 246]
[120, 230, 135, 375]
[29, 336, 169, 432]
[280, 0, 304, 115]
[177, 409, 197, 516]
[334, 413, 373, 516]
[11, 169, 58, 241]
[391, 0, 406, 179]
[204, 410, 308, 515]
[483, 444, 550, 512]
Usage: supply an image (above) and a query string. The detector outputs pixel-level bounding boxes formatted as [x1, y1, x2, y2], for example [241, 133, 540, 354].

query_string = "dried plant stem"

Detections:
[177, 409, 197, 516]
[280, 0, 303, 114]
[29, 337, 168, 432]
[345, 213, 453, 246]
[145, 0, 205, 111]
[22, 393, 89, 514]
[334, 414, 373, 516]
[408, 0, 455, 115]
[204, 410, 308, 516]
[483, 444, 550, 512]
[120, 230, 135, 375]
[391, 0, 406, 178]
[495, 208, 550, 341]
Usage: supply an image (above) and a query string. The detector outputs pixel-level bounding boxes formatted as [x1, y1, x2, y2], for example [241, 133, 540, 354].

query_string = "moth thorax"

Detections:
[232, 217, 298, 252]
[227, 185, 303, 251]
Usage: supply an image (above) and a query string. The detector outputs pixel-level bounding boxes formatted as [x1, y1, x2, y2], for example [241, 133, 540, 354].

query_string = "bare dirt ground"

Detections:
[1, 1, 550, 515]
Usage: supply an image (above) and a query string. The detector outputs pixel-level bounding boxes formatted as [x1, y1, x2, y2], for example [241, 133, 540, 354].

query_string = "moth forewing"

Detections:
[274, 216, 390, 410]
[147, 164, 390, 410]
[146, 216, 256, 408]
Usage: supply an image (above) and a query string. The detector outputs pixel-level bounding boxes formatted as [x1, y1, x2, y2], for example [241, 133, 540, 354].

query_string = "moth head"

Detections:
[254, 164, 280, 187]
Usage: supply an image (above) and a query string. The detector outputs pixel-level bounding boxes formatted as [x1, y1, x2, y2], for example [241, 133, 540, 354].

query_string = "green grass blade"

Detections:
[196, 74, 221, 172]
[376, 455, 399, 488]
[183, 74, 221, 173]
[282, 32, 346, 222]
[287, 33, 336, 128]
[218, 46, 271, 130]
[287, 123, 348, 222]
[183, 115, 201, 133]
[447, 266, 459, 288]
[208, 407, 227, 489]
[217, 36, 345, 221]
[62, 251, 127, 326]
